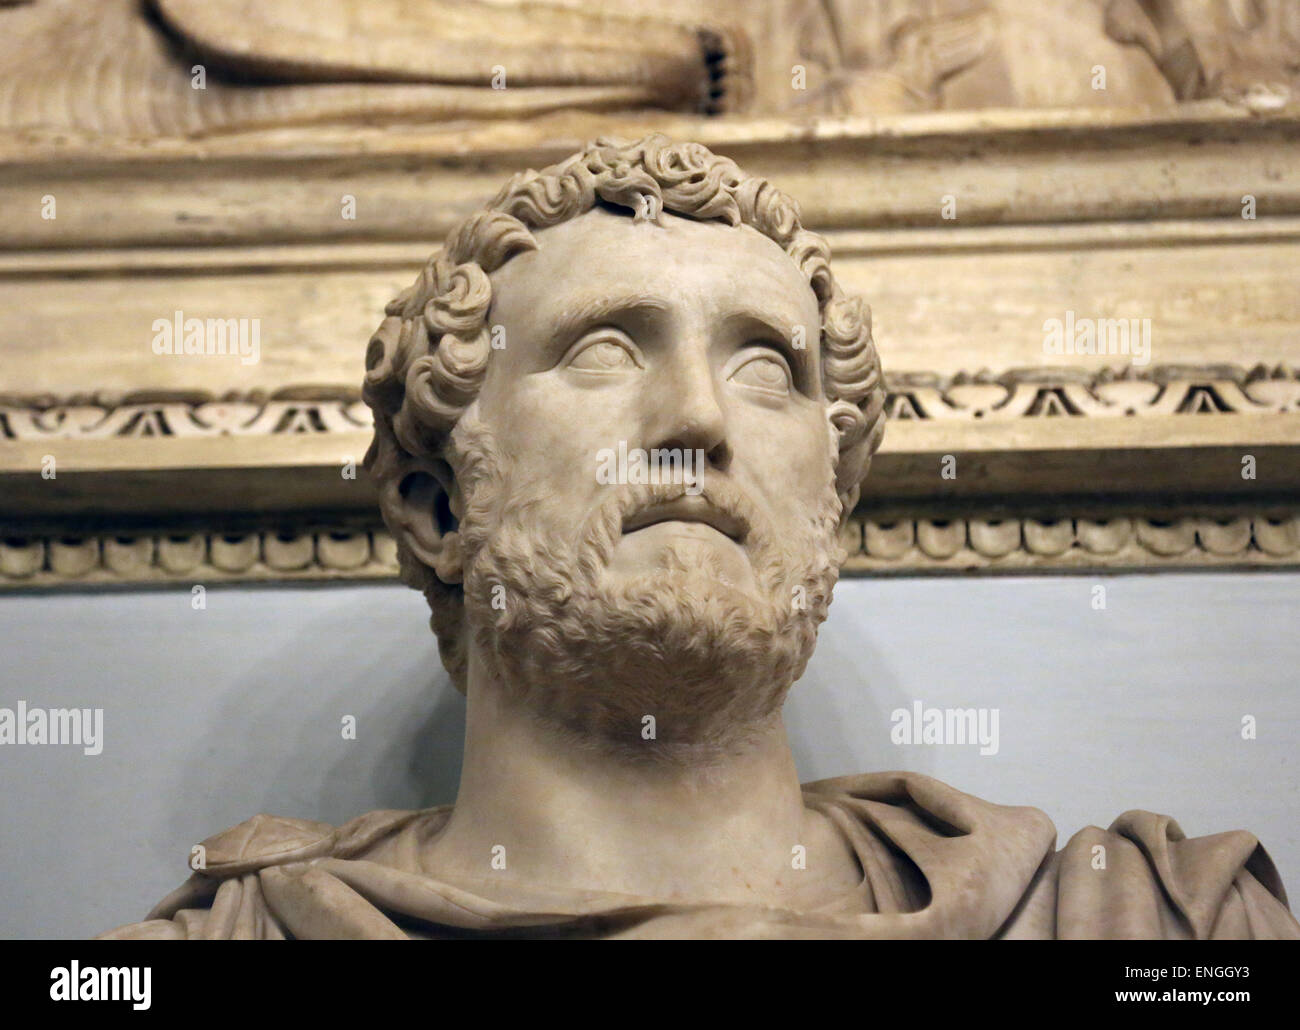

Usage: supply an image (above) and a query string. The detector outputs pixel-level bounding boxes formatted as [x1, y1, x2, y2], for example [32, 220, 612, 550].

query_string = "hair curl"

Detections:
[362, 134, 886, 688]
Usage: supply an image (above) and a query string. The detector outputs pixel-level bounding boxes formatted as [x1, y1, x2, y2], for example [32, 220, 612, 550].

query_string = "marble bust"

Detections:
[104, 135, 1298, 940]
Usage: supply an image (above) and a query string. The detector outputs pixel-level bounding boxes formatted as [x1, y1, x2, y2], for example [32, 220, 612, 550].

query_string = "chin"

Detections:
[468, 564, 821, 756]
[604, 545, 764, 606]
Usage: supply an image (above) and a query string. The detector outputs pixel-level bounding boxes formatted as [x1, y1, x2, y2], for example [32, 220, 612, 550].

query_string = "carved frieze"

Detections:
[3, 509, 1297, 589]
[3, 364, 1297, 443]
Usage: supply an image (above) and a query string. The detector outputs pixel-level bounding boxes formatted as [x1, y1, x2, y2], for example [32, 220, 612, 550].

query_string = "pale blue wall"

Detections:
[1, 572, 1296, 938]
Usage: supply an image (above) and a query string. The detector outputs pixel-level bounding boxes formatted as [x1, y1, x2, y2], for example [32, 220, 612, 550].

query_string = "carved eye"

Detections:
[729, 352, 791, 394]
[565, 333, 642, 373]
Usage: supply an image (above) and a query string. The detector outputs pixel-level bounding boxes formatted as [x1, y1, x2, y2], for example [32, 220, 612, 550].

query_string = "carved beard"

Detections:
[448, 410, 845, 762]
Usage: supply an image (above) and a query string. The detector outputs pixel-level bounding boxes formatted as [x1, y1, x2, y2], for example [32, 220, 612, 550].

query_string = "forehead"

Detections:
[487, 206, 821, 339]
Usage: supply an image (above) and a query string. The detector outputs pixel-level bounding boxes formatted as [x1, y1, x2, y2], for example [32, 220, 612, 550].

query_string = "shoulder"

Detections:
[803, 771, 1058, 937]
[97, 807, 450, 939]
[803, 769, 1057, 844]
[1002, 809, 1300, 939]
[804, 773, 1299, 940]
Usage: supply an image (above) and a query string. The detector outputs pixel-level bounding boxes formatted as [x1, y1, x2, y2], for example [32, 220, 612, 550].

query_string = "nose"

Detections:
[648, 349, 731, 472]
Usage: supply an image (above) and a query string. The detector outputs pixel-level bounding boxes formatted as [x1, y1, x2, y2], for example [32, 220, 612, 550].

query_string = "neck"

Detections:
[421, 650, 860, 907]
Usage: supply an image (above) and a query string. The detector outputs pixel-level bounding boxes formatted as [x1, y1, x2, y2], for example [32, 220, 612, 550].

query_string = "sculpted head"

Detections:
[363, 135, 886, 758]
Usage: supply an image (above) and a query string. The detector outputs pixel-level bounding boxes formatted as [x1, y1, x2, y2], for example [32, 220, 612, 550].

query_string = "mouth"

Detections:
[621, 496, 749, 543]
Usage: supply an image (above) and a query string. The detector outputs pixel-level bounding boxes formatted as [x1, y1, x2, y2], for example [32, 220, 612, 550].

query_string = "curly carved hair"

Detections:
[362, 133, 886, 687]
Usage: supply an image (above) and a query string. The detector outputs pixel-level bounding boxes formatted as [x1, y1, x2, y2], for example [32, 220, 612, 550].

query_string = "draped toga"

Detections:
[100, 771, 1300, 940]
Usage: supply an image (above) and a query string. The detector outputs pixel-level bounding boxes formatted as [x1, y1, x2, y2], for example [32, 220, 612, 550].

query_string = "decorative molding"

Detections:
[0, 527, 400, 588]
[3, 364, 1298, 442]
[3, 105, 1298, 250]
[0, 394, 372, 441]
[3, 109, 1299, 562]
[2, 510, 1297, 589]
[3, 365, 1298, 523]
[884, 365, 1300, 421]
[843, 512, 1300, 573]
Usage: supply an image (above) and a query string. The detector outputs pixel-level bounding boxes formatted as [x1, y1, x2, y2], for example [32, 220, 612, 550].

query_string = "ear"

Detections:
[837, 482, 860, 532]
[377, 456, 464, 585]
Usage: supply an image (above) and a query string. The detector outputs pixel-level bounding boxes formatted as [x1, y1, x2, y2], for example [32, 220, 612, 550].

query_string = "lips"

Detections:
[621, 496, 750, 543]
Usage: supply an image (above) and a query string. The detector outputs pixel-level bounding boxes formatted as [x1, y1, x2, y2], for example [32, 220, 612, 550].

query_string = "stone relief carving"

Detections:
[1, 0, 1295, 138]
[97, 136, 1299, 938]
[0, 0, 746, 137]
[784, 0, 1299, 113]
[1104, 0, 1300, 110]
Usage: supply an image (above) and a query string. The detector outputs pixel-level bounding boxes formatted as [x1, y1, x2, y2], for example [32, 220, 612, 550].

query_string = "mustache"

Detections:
[622, 495, 749, 542]
[583, 476, 766, 567]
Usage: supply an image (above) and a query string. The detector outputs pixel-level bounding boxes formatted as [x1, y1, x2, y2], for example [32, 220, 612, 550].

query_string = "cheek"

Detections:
[733, 401, 833, 495]
[478, 375, 635, 501]
[731, 410, 836, 537]
[783, 434, 837, 509]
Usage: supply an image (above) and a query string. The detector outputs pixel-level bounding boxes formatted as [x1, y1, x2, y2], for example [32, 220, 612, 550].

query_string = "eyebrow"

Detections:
[722, 309, 816, 387]
[549, 294, 672, 346]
